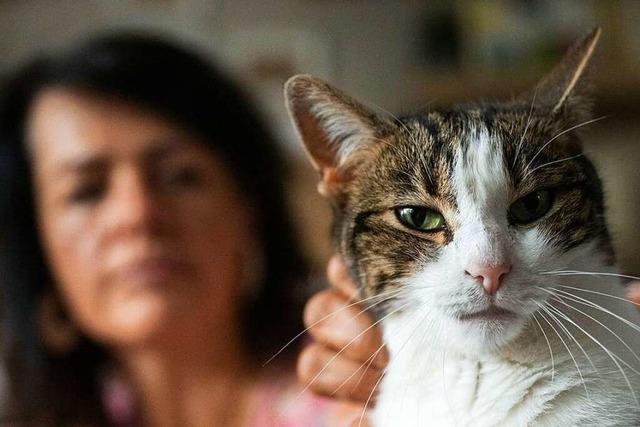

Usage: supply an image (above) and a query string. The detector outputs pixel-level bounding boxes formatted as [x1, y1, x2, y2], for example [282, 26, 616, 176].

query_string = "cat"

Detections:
[285, 28, 640, 426]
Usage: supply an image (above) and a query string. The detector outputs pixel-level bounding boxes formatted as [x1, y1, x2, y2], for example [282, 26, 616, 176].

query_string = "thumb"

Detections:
[626, 281, 640, 306]
[347, 413, 371, 427]
[326, 401, 371, 427]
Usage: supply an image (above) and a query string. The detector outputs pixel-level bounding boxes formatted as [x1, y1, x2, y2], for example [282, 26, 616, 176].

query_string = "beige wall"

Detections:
[586, 121, 640, 274]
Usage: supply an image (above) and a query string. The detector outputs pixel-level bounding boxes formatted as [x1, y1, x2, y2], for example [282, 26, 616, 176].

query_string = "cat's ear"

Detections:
[285, 75, 387, 198]
[530, 27, 601, 119]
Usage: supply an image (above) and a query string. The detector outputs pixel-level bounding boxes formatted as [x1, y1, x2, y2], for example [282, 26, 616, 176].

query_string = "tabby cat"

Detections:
[285, 28, 640, 426]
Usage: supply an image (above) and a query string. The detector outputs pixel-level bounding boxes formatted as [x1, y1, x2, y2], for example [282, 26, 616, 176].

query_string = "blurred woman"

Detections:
[0, 33, 326, 426]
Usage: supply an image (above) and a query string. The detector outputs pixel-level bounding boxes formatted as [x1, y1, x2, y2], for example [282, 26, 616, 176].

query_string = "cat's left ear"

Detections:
[529, 27, 601, 120]
[285, 75, 389, 198]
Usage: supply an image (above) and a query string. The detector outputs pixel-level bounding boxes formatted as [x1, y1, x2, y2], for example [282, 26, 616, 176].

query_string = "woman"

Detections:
[0, 33, 325, 426]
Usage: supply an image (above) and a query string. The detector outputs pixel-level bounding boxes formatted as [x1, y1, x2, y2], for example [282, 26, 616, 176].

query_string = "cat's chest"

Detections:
[376, 349, 555, 426]
[374, 315, 596, 427]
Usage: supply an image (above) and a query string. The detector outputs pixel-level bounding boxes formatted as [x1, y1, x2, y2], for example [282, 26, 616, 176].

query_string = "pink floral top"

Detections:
[248, 376, 330, 427]
[103, 372, 331, 426]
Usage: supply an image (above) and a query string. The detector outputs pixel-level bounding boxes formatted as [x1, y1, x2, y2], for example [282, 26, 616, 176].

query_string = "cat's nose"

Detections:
[465, 262, 512, 295]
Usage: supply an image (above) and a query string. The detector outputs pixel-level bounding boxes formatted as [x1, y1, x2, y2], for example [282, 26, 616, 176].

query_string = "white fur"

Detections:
[372, 126, 640, 426]
[310, 102, 375, 165]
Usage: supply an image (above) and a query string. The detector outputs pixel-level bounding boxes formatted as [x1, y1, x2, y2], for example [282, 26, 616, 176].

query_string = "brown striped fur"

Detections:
[285, 28, 611, 314]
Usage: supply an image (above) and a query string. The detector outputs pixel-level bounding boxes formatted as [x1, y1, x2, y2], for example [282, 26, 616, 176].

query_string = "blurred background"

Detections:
[1, 0, 639, 274]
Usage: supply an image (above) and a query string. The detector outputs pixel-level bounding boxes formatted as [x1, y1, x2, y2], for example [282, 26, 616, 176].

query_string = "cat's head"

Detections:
[285, 28, 612, 353]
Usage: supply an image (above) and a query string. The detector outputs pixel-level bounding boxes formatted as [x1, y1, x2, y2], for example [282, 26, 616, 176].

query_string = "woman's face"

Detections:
[28, 88, 255, 348]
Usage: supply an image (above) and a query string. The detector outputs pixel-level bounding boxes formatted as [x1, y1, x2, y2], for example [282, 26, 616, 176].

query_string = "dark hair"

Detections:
[0, 32, 306, 425]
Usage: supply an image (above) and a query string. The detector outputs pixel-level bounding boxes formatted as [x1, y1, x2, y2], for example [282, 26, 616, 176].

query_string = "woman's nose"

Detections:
[104, 168, 163, 235]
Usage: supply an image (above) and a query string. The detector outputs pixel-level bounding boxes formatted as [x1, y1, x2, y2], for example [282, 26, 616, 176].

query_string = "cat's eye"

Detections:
[395, 207, 445, 232]
[509, 189, 554, 225]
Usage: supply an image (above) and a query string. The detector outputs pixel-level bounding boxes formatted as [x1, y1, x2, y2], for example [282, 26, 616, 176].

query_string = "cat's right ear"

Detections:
[285, 75, 386, 198]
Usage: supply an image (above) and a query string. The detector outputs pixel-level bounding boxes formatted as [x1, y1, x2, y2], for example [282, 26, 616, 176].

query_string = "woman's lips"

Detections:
[113, 257, 191, 286]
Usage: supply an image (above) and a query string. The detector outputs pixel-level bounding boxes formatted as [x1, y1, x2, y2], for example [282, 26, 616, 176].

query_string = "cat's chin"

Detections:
[455, 305, 516, 322]
[445, 312, 528, 355]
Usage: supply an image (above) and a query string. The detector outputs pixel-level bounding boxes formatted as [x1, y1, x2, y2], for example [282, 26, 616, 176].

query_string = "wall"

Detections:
[0, 0, 638, 273]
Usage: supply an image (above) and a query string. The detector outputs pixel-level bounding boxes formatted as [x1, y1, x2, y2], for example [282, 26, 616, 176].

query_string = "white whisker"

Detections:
[263, 287, 404, 366]
[541, 301, 640, 406]
[538, 270, 640, 282]
[512, 89, 538, 169]
[330, 341, 387, 397]
[553, 285, 640, 307]
[522, 153, 584, 180]
[547, 292, 640, 367]
[287, 302, 410, 416]
[551, 287, 640, 336]
[524, 115, 609, 173]
[534, 301, 590, 397]
[531, 307, 555, 380]
[536, 294, 599, 375]
[359, 363, 386, 427]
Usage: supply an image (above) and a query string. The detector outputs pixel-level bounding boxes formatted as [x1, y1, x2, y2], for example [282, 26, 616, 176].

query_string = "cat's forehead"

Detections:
[399, 104, 560, 151]
[391, 104, 575, 177]
[362, 103, 584, 206]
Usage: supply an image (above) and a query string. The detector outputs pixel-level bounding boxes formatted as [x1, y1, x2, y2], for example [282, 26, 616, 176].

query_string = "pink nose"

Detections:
[465, 262, 511, 295]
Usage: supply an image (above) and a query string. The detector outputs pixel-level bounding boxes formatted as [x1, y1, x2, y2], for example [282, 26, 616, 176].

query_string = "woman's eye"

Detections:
[161, 166, 202, 188]
[395, 207, 445, 232]
[68, 183, 104, 204]
[509, 188, 554, 225]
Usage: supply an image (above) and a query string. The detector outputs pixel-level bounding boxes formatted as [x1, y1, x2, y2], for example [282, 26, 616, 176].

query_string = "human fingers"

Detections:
[325, 400, 372, 427]
[304, 289, 388, 369]
[298, 343, 383, 403]
[626, 281, 640, 306]
[327, 255, 359, 300]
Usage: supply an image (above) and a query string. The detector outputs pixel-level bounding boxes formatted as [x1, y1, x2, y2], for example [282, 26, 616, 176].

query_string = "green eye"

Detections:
[509, 189, 554, 225]
[396, 207, 445, 232]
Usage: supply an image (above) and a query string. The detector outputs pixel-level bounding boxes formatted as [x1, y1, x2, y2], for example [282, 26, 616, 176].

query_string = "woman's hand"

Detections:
[298, 256, 388, 426]
[627, 282, 640, 306]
